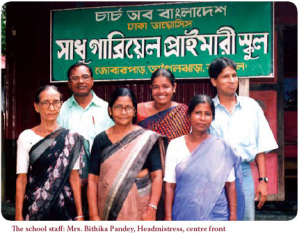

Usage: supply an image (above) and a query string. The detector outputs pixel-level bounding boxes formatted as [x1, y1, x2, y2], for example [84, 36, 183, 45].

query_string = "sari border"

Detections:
[28, 127, 65, 156]
[138, 106, 176, 127]
[100, 128, 146, 165]
[103, 130, 156, 220]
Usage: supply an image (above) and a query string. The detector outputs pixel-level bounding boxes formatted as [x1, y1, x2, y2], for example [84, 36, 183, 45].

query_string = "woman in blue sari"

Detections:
[164, 94, 244, 221]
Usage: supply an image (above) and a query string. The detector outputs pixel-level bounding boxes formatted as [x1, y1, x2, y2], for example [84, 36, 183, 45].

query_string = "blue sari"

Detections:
[172, 135, 245, 221]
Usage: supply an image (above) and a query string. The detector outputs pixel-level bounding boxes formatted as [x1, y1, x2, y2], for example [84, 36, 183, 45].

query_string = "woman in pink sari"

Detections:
[87, 88, 167, 221]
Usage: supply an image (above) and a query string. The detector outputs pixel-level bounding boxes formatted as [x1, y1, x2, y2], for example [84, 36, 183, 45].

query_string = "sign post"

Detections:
[51, 2, 274, 82]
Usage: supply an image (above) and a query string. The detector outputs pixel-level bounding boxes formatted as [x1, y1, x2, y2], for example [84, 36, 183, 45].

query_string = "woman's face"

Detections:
[151, 75, 176, 105]
[189, 102, 213, 133]
[34, 88, 62, 122]
[109, 96, 135, 126]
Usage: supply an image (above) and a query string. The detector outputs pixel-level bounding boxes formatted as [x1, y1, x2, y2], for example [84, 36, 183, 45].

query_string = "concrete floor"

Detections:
[1, 200, 297, 221]
[2, 178, 297, 221]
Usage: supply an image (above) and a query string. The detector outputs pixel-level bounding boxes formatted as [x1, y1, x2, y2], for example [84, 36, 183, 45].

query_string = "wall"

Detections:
[2, 1, 297, 202]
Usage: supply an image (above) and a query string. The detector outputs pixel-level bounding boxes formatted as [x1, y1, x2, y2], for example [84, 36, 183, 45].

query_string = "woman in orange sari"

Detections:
[87, 88, 167, 221]
[137, 69, 190, 141]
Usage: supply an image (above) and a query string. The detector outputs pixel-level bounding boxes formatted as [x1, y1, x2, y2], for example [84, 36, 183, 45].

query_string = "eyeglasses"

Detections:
[70, 74, 91, 82]
[112, 105, 135, 113]
[40, 100, 62, 109]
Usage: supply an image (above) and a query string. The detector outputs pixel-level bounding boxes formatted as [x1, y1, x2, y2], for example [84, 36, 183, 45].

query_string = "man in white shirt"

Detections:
[57, 62, 114, 220]
[58, 62, 114, 150]
[209, 57, 278, 220]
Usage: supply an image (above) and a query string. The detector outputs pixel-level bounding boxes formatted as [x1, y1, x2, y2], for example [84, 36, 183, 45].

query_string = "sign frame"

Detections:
[50, 1, 275, 83]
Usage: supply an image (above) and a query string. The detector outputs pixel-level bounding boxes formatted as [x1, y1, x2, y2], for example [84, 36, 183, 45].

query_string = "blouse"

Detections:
[89, 131, 162, 175]
[16, 129, 80, 174]
[164, 135, 235, 183]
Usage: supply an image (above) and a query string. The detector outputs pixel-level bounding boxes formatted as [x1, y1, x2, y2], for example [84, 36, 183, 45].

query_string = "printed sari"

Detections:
[97, 128, 166, 220]
[172, 135, 245, 221]
[22, 128, 89, 221]
[137, 103, 190, 141]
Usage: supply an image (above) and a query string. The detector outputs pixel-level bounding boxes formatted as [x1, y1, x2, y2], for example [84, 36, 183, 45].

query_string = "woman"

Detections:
[137, 68, 190, 141]
[164, 94, 245, 221]
[15, 85, 89, 221]
[87, 88, 167, 221]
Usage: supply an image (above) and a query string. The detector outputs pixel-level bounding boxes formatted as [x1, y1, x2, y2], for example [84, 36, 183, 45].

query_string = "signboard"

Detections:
[51, 2, 274, 82]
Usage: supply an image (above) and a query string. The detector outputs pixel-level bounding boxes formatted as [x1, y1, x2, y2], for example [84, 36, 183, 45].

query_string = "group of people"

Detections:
[15, 57, 278, 221]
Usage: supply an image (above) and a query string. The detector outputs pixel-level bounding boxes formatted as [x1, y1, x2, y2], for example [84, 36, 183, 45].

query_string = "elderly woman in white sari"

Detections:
[15, 85, 89, 221]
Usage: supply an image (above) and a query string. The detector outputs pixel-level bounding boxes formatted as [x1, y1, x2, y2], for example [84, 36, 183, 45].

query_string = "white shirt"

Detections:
[210, 95, 278, 163]
[164, 135, 235, 183]
[57, 91, 114, 150]
[16, 129, 80, 174]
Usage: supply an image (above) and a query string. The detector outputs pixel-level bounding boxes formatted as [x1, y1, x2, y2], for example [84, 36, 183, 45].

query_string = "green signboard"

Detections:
[51, 2, 273, 82]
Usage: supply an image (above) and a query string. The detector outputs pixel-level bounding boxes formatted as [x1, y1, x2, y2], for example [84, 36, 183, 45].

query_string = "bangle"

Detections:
[75, 215, 84, 220]
[148, 204, 158, 210]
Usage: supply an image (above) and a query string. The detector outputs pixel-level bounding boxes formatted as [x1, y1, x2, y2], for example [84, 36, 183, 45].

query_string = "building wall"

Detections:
[2, 1, 297, 201]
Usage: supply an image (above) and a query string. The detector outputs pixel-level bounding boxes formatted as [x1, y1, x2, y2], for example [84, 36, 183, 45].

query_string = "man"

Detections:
[208, 57, 278, 220]
[58, 62, 114, 150]
[58, 62, 114, 220]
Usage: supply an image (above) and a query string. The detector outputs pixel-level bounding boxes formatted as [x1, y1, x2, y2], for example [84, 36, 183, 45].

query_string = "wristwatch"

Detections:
[259, 177, 269, 183]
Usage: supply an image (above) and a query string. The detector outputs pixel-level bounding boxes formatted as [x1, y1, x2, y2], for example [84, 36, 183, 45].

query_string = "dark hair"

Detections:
[208, 57, 237, 79]
[108, 87, 138, 124]
[187, 94, 215, 120]
[151, 68, 176, 86]
[67, 62, 93, 80]
[34, 85, 63, 103]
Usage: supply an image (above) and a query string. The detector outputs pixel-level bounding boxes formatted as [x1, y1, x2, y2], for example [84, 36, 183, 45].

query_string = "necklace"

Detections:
[118, 131, 133, 151]
[153, 102, 171, 120]
[155, 111, 163, 120]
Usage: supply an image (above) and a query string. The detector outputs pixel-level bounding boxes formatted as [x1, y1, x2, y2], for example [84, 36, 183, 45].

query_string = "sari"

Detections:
[137, 103, 190, 141]
[22, 128, 89, 221]
[97, 128, 167, 220]
[172, 135, 245, 221]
